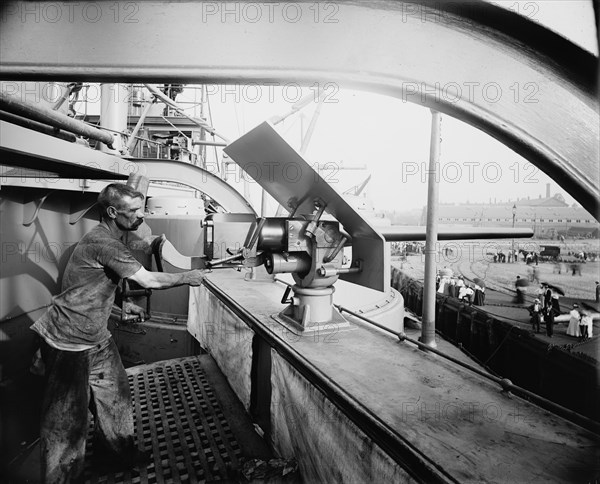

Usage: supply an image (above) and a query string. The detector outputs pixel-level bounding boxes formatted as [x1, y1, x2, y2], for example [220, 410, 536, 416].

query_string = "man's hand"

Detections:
[123, 300, 148, 322]
[129, 267, 211, 290]
[185, 269, 210, 287]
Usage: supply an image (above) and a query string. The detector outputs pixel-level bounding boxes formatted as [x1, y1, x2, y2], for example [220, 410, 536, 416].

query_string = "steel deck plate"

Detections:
[83, 356, 243, 484]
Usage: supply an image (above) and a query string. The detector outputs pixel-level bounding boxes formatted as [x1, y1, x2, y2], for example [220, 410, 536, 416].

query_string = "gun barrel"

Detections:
[379, 226, 534, 242]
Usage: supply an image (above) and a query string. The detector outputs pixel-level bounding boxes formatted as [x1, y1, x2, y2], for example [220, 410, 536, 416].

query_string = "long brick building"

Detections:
[420, 188, 599, 239]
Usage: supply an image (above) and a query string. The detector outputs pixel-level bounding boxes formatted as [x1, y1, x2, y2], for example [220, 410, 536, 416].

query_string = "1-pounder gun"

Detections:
[203, 204, 357, 333]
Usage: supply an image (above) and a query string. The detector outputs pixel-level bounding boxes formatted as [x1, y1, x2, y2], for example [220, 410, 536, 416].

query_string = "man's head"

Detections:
[98, 183, 145, 231]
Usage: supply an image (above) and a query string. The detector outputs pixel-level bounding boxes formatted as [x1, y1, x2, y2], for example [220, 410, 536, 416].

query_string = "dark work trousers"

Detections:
[545, 311, 554, 337]
[515, 289, 525, 304]
[40, 338, 134, 484]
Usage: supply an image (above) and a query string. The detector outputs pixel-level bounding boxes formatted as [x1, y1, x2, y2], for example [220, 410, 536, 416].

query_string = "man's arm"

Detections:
[128, 266, 208, 289]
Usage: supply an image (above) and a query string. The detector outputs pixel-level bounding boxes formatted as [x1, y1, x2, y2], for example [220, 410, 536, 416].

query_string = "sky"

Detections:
[183, 1, 598, 215]
[204, 91, 564, 213]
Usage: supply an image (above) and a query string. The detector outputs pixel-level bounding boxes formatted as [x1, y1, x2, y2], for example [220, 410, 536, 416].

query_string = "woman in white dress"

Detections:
[566, 304, 581, 338]
[458, 285, 474, 304]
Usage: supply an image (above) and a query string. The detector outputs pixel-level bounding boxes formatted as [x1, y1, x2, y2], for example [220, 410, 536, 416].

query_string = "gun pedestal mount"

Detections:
[275, 284, 350, 336]
[262, 205, 358, 335]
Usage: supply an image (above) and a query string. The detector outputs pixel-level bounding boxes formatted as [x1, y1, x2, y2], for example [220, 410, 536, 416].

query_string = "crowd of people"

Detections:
[430, 255, 597, 343]
[494, 249, 540, 265]
[436, 269, 485, 306]
[429, 264, 597, 342]
[524, 282, 596, 341]
[492, 249, 520, 263]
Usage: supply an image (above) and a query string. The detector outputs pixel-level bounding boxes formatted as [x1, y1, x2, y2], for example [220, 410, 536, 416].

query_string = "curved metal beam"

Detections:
[134, 159, 255, 215]
[0, 1, 598, 216]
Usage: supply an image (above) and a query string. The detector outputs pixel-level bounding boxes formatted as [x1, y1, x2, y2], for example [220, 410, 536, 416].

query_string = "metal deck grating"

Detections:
[83, 357, 243, 483]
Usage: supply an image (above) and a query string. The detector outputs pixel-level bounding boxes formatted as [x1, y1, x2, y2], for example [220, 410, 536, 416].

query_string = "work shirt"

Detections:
[31, 224, 142, 350]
